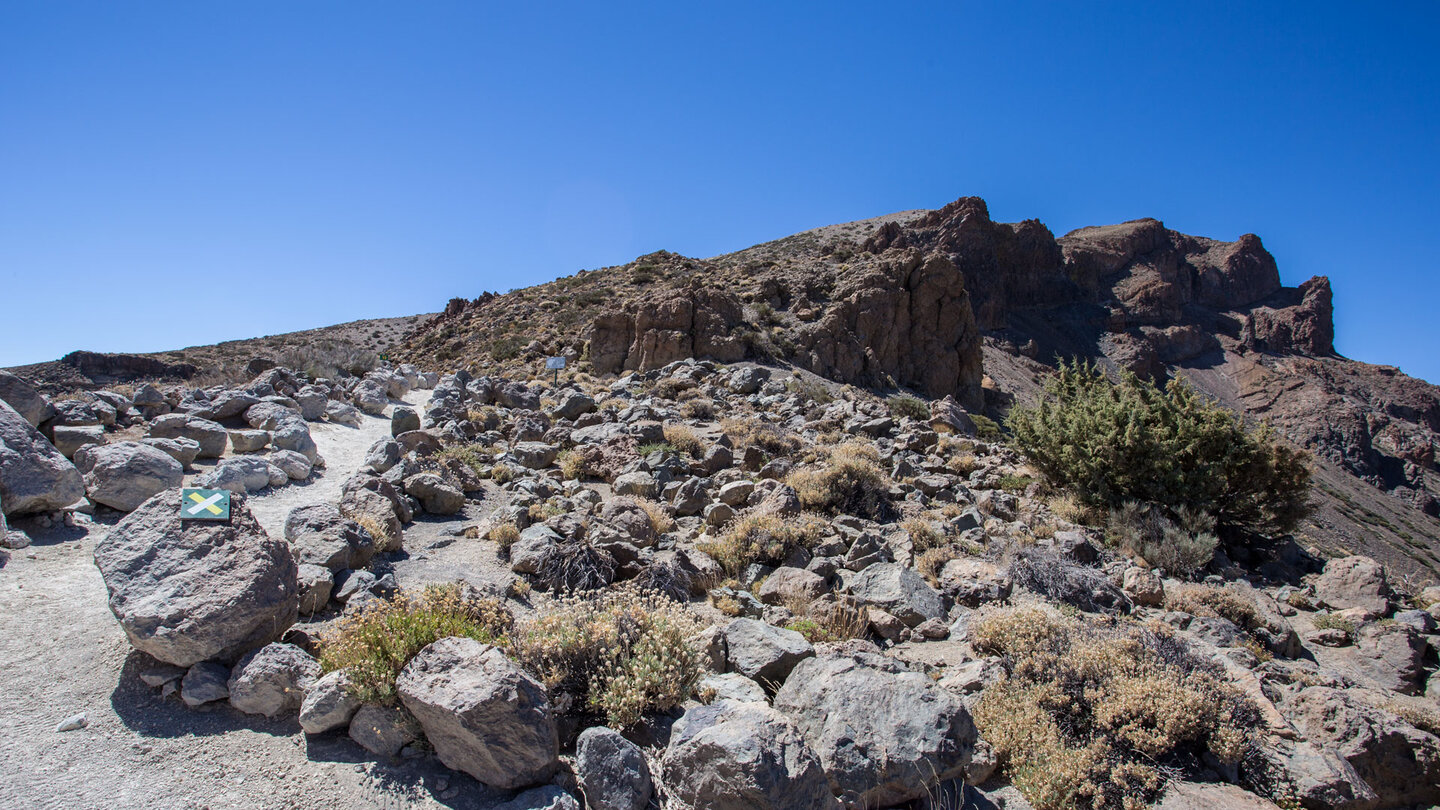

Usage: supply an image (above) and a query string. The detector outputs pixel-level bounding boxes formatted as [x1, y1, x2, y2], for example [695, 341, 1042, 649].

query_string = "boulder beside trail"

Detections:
[227, 643, 321, 717]
[147, 414, 228, 458]
[396, 637, 559, 790]
[576, 727, 651, 810]
[285, 503, 376, 572]
[93, 488, 299, 667]
[74, 441, 184, 512]
[0, 399, 84, 516]
[0, 370, 54, 427]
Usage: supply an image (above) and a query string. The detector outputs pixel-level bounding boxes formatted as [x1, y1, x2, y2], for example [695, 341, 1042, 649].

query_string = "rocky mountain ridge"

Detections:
[396, 196, 1440, 580]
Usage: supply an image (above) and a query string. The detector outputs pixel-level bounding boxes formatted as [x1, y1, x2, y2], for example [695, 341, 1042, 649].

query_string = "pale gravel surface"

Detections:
[0, 388, 524, 810]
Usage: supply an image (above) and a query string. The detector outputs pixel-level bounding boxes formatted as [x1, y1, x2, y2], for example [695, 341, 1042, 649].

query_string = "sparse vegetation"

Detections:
[512, 590, 706, 728]
[1107, 501, 1218, 578]
[663, 424, 705, 458]
[786, 442, 893, 520]
[698, 511, 828, 575]
[1009, 360, 1311, 536]
[721, 416, 801, 456]
[886, 394, 929, 421]
[319, 584, 514, 704]
[973, 607, 1257, 810]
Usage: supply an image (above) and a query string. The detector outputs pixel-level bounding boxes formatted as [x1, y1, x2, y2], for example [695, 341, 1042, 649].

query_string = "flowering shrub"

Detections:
[319, 583, 513, 704]
[512, 590, 706, 728]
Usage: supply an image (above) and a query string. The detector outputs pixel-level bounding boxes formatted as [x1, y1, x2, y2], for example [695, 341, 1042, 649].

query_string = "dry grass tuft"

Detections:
[972, 607, 1258, 810]
[786, 442, 893, 520]
[662, 424, 705, 458]
[636, 498, 675, 534]
[698, 511, 828, 575]
[512, 590, 706, 728]
[720, 416, 801, 456]
[489, 522, 520, 551]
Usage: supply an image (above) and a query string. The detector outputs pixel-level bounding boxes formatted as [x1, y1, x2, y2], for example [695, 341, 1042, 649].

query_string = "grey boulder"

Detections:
[193, 456, 287, 493]
[75, 441, 184, 512]
[285, 503, 376, 572]
[847, 562, 945, 627]
[227, 642, 321, 717]
[403, 473, 464, 516]
[92, 488, 299, 667]
[147, 414, 228, 458]
[0, 370, 54, 426]
[140, 437, 201, 468]
[661, 700, 837, 810]
[773, 650, 977, 808]
[299, 669, 361, 734]
[576, 726, 651, 810]
[0, 399, 84, 515]
[396, 636, 558, 790]
[719, 618, 814, 687]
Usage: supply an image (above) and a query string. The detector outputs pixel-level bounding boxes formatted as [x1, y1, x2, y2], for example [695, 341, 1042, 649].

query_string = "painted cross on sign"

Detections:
[180, 488, 231, 521]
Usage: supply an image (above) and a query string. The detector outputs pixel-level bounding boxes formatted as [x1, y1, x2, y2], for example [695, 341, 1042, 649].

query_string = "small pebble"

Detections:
[56, 713, 87, 732]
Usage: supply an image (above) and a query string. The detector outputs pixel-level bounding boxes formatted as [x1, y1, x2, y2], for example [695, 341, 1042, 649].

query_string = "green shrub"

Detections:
[1008, 360, 1310, 536]
[319, 583, 514, 704]
[971, 414, 1003, 442]
[887, 394, 930, 421]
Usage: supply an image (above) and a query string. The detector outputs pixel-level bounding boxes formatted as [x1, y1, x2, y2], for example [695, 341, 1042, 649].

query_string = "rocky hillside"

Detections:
[396, 196, 1440, 581]
[7, 313, 435, 395]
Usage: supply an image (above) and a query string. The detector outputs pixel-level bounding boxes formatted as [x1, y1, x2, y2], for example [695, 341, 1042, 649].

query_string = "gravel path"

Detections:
[0, 389, 523, 810]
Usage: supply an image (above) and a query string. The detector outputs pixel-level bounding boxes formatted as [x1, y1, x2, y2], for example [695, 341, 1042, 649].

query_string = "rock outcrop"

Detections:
[0, 399, 84, 515]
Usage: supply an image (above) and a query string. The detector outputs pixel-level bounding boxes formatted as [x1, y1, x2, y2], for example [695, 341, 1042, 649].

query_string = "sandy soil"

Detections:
[0, 389, 526, 810]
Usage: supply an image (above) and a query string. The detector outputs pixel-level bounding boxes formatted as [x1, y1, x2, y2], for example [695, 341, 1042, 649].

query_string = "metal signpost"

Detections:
[546, 356, 566, 385]
[180, 488, 231, 521]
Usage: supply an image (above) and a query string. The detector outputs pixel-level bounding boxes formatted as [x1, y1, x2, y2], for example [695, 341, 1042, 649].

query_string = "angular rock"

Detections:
[1354, 622, 1427, 694]
[698, 672, 769, 703]
[326, 400, 362, 426]
[181, 661, 230, 707]
[349, 703, 419, 757]
[847, 562, 945, 626]
[74, 441, 184, 512]
[193, 456, 287, 494]
[52, 425, 106, 459]
[396, 637, 558, 790]
[339, 486, 404, 553]
[364, 438, 401, 474]
[228, 429, 270, 454]
[551, 391, 596, 421]
[285, 503, 376, 572]
[0, 370, 54, 426]
[296, 563, 333, 615]
[613, 471, 658, 498]
[390, 406, 420, 437]
[403, 473, 464, 515]
[757, 566, 828, 606]
[139, 437, 201, 468]
[773, 650, 977, 807]
[1284, 686, 1440, 807]
[512, 441, 559, 470]
[227, 642, 320, 717]
[0, 400, 84, 515]
[299, 669, 361, 734]
[576, 726, 651, 810]
[1315, 555, 1390, 615]
[93, 489, 299, 667]
[147, 414, 227, 458]
[269, 449, 313, 480]
[661, 700, 836, 810]
[720, 618, 814, 687]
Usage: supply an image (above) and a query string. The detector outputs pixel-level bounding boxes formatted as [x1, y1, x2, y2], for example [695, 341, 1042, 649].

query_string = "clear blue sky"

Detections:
[3, 2, 1437, 381]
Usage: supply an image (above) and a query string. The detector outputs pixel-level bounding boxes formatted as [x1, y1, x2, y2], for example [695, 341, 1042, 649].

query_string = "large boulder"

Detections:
[773, 650, 977, 807]
[227, 642, 320, 717]
[92, 489, 299, 667]
[0, 399, 84, 515]
[575, 726, 652, 810]
[147, 414, 228, 458]
[285, 504, 377, 572]
[52, 425, 106, 459]
[1284, 686, 1440, 808]
[661, 700, 837, 810]
[1315, 555, 1390, 615]
[847, 562, 945, 626]
[339, 486, 404, 552]
[74, 441, 184, 512]
[271, 417, 319, 463]
[0, 370, 54, 427]
[403, 473, 464, 516]
[512, 442, 559, 470]
[396, 637, 558, 790]
[719, 618, 814, 687]
[1354, 623, 1427, 694]
[140, 437, 201, 468]
[352, 379, 389, 415]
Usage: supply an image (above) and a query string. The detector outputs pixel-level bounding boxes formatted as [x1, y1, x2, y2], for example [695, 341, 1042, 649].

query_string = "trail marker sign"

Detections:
[180, 488, 230, 521]
[545, 356, 566, 384]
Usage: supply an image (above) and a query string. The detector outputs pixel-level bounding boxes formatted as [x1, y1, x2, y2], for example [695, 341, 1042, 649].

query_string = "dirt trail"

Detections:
[0, 390, 519, 810]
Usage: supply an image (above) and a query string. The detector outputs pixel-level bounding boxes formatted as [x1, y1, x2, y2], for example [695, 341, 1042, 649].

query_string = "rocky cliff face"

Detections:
[395, 194, 1440, 578]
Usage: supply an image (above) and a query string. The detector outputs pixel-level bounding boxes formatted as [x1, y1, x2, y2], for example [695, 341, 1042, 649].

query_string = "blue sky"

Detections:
[2, 2, 1437, 381]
